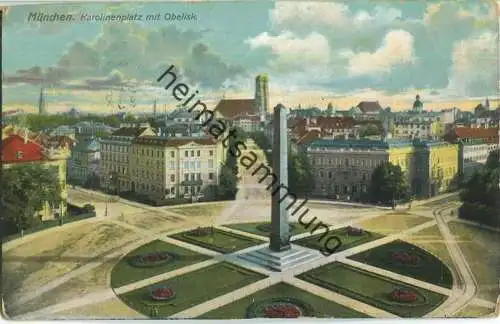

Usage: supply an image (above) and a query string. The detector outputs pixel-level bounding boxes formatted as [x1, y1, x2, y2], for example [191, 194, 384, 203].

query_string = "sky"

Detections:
[2, 0, 499, 114]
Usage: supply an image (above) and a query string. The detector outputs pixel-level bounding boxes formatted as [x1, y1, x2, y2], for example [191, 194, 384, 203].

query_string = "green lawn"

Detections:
[298, 262, 447, 317]
[448, 221, 500, 302]
[224, 222, 310, 238]
[117, 262, 266, 318]
[110, 240, 210, 288]
[199, 282, 370, 319]
[355, 213, 431, 235]
[292, 226, 384, 254]
[170, 228, 264, 253]
[349, 239, 453, 288]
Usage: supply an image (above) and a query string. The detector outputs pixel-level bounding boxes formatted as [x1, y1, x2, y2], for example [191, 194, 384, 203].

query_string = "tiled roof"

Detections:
[111, 126, 149, 137]
[2, 134, 45, 163]
[316, 116, 356, 129]
[296, 129, 322, 145]
[454, 127, 498, 139]
[214, 99, 255, 119]
[133, 136, 217, 147]
[307, 138, 423, 150]
[356, 101, 382, 114]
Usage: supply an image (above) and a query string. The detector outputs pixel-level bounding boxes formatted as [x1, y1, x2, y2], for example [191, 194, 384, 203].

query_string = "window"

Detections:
[208, 159, 214, 168]
[328, 171, 332, 179]
[197, 150, 200, 157]
[15, 151, 23, 159]
[197, 173, 201, 180]
[190, 160, 196, 169]
[184, 151, 188, 157]
[184, 174, 189, 181]
[190, 173, 195, 181]
[209, 150, 214, 156]
[191, 150, 194, 157]
[171, 175, 175, 182]
[171, 151, 175, 158]
[209, 173, 214, 180]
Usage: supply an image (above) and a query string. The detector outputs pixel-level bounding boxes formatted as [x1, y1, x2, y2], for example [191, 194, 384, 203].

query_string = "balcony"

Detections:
[181, 179, 203, 186]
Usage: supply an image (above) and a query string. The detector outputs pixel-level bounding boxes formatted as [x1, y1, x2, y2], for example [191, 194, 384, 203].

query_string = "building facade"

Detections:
[129, 136, 223, 200]
[99, 124, 155, 193]
[458, 140, 498, 180]
[68, 137, 100, 186]
[306, 138, 459, 201]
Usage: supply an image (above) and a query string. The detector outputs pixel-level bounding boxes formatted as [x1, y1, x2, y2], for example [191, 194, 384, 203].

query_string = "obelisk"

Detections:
[269, 104, 291, 252]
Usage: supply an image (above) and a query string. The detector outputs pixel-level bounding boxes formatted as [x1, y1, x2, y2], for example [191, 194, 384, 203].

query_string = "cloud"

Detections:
[345, 30, 415, 76]
[246, 1, 496, 96]
[447, 32, 498, 96]
[246, 31, 330, 71]
[3, 24, 246, 90]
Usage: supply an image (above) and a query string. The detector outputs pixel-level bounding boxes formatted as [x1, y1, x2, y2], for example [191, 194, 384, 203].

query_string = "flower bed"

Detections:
[246, 297, 314, 318]
[390, 251, 421, 265]
[129, 251, 172, 268]
[346, 226, 364, 236]
[150, 286, 176, 301]
[390, 288, 417, 303]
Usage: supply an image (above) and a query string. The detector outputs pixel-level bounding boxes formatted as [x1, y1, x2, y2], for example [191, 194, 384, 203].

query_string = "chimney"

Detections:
[24, 129, 29, 144]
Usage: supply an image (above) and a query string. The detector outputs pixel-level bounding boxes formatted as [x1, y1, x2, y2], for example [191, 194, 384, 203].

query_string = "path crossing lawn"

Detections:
[199, 282, 370, 319]
[224, 222, 310, 238]
[170, 228, 264, 253]
[349, 239, 453, 288]
[110, 240, 210, 288]
[354, 213, 430, 235]
[454, 304, 495, 318]
[292, 226, 383, 253]
[298, 262, 446, 318]
[448, 221, 500, 302]
[168, 203, 227, 217]
[117, 262, 266, 318]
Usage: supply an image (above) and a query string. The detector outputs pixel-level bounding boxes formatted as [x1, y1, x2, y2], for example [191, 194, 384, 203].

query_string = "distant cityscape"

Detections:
[1, 74, 498, 220]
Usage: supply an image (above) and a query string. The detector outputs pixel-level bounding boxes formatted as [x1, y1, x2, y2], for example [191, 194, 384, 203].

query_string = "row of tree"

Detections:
[459, 149, 500, 227]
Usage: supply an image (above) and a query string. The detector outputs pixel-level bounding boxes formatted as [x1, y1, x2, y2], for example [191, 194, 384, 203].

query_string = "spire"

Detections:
[38, 87, 47, 115]
[153, 99, 157, 118]
[485, 97, 490, 109]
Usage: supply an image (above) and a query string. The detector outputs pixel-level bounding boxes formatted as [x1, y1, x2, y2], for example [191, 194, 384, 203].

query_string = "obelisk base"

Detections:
[238, 244, 320, 272]
[269, 233, 291, 252]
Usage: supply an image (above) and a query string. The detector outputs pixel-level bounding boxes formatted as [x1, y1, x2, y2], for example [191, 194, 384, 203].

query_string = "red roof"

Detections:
[2, 134, 45, 164]
[449, 127, 499, 144]
[214, 99, 255, 119]
[296, 129, 322, 145]
[316, 116, 356, 129]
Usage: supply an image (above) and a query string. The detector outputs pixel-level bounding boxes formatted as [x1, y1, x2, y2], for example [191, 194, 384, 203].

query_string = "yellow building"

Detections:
[387, 145, 416, 187]
[428, 142, 459, 195]
[129, 135, 224, 201]
[430, 120, 445, 138]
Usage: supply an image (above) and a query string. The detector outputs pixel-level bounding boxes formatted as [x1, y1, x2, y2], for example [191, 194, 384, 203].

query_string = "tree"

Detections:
[1, 164, 62, 236]
[459, 168, 500, 227]
[358, 124, 381, 137]
[485, 149, 500, 170]
[288, 147, 315, 197]
[248, 131, 271, 164]
[368, 162, 409, 206]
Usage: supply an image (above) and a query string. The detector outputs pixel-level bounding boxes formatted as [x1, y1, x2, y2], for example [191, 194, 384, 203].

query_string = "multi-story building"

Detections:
[232, 115, 262, 133]
[392, 120, 444, 139]
[415, 140, 459, 197]
[306, 139, 400, 200]
[68, 137, 100, 186]
[129, 135, 223, 200]
[99, 124, 155, 193]
[444, 126, 499, 144]
[458, 140, 498, 180]
[306, 138, 459, 200]
[2, 133, 70, 220]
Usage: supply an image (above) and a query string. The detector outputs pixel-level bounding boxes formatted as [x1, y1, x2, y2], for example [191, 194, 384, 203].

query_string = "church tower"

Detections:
[38, 87, 47, 115]
[412, 94, 423, 113]
[254, 74, 269, 122]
